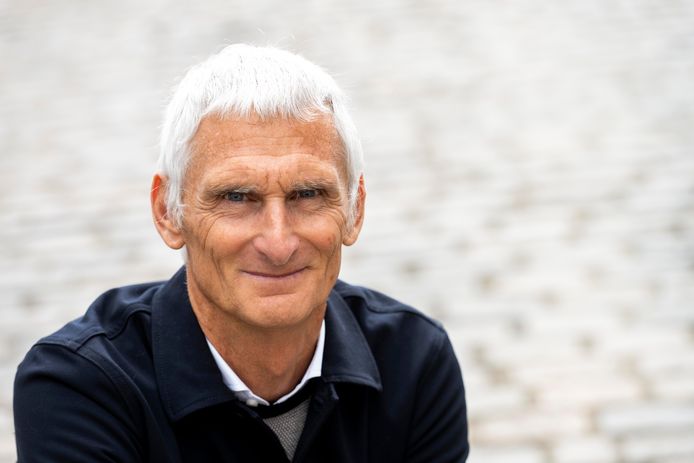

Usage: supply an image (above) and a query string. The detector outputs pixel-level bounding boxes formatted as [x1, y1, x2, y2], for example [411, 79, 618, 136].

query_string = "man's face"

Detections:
[155, 113, 364, 330]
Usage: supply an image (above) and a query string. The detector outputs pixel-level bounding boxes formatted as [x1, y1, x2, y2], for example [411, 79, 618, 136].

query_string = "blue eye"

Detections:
[298, 189, 318, 199]
[225, 192, 246, 202]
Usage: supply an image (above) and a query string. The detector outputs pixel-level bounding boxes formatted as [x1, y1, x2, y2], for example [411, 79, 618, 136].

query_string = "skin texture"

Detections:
[151, 113, 365, 401]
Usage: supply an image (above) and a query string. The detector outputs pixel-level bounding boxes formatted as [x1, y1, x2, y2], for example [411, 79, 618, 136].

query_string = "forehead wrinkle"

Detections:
[201, 163, 267, 189]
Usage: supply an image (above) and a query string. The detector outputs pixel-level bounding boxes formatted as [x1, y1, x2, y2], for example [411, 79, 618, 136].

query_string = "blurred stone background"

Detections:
[2, 0, 694, 461]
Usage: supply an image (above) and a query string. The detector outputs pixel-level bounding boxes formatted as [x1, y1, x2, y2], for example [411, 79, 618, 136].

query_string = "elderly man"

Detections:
[14, 44, 469, 462]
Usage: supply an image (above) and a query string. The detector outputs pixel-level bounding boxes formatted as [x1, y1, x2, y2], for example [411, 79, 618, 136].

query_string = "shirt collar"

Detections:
[321, 287, 382, 390]
[152, 267, 382, 422]
[206, 321, 325, 407]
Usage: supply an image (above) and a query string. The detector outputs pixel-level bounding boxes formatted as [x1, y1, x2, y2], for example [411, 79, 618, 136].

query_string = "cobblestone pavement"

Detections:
[2, 1, 694, 462]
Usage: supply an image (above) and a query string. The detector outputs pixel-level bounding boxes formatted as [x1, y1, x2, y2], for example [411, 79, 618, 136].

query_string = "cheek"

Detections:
[183, 212, 235, 255]
[321, 235, 340, 256]
[309, 227, 344, 283]
[305, 214, 345, 254]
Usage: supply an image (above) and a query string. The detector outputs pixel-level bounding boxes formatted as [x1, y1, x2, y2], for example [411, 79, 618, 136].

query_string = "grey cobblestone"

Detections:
[2, 0, 694, 461]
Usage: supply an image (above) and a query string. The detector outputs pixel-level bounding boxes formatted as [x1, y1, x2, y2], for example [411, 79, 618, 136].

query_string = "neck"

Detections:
[190, 295, 325, 403]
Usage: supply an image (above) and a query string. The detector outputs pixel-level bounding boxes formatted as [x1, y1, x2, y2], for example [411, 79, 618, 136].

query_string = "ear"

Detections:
[343, 175, 366, 246]
[151, 173, 185, 250]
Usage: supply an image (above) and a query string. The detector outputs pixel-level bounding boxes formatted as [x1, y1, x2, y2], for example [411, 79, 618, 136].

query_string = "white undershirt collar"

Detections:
[206, 320, 325, 407]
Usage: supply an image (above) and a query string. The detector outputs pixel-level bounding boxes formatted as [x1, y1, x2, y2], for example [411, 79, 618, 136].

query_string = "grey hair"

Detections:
[157, 44, 364, 227]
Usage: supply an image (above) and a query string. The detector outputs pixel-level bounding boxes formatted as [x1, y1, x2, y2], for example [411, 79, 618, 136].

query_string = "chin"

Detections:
[239, 293, 322, 329]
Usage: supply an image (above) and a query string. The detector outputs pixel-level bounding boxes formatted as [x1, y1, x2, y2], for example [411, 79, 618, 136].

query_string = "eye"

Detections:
[224, 191, 246, 202]
[297, 189, 319, 199]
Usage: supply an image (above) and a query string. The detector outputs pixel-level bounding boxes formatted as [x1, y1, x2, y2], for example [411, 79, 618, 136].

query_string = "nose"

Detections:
[252, 200, 300, 266]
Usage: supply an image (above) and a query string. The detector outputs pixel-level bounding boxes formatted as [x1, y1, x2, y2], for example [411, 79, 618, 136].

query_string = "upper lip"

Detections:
[243, 267, 307, 278]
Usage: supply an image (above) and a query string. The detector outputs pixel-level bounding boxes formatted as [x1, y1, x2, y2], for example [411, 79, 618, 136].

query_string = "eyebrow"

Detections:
[288, 178, 340, 192]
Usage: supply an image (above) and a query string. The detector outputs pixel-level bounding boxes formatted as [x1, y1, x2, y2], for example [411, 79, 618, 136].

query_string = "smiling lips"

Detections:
[242, 267, 307, 280]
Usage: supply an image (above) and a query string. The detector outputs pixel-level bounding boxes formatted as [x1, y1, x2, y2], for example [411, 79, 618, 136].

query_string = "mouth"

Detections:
[242, 267, 307, 280]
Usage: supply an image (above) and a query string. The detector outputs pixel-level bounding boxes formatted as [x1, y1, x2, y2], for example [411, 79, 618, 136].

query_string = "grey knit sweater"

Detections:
[262, 398, 311, 461]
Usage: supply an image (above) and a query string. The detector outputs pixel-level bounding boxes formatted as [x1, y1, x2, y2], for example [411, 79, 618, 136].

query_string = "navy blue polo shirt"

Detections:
[14, 267, 469, 462]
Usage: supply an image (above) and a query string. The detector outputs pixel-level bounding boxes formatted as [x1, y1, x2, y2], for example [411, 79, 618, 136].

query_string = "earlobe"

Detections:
[151, 174, 185, 250]
[343, 175, 366, 246]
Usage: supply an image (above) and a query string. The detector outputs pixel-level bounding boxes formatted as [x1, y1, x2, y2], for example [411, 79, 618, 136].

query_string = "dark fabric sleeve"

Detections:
[405, 332, 469, 463]
[14, 344, 143, 463]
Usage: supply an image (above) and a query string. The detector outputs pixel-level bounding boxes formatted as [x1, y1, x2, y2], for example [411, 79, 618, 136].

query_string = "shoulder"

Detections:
[36, 280, 164, 352]
[332, 279, 446, 338]
[16, 279, 166, 397]
[328, 280, 467, 456]
[330, 280, 451, 372]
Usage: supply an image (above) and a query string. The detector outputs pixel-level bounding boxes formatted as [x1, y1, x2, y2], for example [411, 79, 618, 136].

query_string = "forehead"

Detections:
[189, 113, 344, 170]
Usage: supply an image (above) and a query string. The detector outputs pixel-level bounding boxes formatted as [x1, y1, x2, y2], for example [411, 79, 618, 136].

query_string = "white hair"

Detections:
[157, 44, 364, 227]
